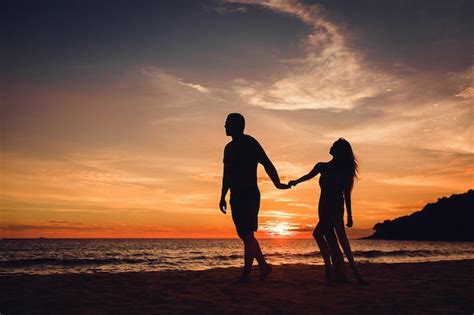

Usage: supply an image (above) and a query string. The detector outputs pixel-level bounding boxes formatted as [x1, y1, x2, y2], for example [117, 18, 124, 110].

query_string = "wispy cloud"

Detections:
[142, 67, 211, 96]
[212, 2, 247, 15]
[226, 0, 394, 110]
[179, 81, 210, 93]
[456, 86, 474, 99]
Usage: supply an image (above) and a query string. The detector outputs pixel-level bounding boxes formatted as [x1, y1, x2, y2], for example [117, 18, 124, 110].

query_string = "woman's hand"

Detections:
[276, 182, 290, 189]
[288, 180, 298, 187]
[346, 215, 353, 228]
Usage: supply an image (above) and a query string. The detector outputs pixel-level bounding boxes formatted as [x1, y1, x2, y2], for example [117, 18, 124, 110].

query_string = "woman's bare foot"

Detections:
[324, 264, 334, 285]
[334, 263, 348, 283]
[259, 264, 273, 281]
[334, 271, 348, 283]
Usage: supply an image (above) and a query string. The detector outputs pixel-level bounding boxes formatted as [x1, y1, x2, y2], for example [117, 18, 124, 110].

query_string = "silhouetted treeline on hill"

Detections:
[367, 190, 474, 241]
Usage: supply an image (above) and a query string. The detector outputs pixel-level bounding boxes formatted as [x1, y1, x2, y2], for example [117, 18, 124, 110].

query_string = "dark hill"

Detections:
[366, 189, 474, 241]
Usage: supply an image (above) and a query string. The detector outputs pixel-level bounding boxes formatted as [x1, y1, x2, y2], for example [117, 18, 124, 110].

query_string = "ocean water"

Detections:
[0, 238, 473, 275]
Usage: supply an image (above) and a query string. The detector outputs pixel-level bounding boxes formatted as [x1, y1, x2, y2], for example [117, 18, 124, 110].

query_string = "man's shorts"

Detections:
[230, 187, 261, 236]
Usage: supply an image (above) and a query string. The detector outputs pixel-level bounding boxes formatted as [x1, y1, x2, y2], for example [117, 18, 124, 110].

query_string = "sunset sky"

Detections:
[1, 0, 473, 238]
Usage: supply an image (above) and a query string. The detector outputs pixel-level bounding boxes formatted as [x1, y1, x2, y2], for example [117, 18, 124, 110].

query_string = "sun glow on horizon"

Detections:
[263, 221, 294, 237]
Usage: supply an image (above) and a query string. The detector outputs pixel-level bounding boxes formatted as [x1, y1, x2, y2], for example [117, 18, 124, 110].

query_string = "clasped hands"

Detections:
[276, 180, 298, 190]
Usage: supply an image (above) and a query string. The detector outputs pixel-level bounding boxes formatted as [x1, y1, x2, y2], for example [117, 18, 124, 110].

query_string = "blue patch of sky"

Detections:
[2, 0, 310, 86]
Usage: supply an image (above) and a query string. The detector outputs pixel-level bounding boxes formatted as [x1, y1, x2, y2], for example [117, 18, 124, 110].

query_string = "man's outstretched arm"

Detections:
[219, 164, 230, 214]
[260, 154, 288, 189]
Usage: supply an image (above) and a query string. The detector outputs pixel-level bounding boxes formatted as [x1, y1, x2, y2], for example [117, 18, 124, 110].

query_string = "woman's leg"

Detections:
[333, 219, 366, 284]
[314, 222, 333, 284]
[325, 228, 348, 282]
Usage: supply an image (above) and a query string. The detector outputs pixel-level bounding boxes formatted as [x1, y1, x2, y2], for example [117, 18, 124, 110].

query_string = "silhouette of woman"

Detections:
[289, 138, 365, 285]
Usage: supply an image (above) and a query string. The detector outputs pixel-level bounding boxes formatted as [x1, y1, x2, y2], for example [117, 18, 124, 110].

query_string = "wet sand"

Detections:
[1, 260, 473, 314]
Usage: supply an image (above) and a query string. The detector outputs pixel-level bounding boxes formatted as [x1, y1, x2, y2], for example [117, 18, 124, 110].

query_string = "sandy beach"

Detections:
[1, 260, 473, 314]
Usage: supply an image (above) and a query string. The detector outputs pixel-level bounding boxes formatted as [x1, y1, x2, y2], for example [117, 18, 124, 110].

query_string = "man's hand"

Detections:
[219, 198, 227, 214]
[346, 215, 353, 228]
[276, 182, 290, 190]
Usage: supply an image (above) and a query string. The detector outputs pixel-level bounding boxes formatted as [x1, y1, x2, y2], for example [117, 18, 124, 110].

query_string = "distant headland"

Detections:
[366, 189, 474, 241]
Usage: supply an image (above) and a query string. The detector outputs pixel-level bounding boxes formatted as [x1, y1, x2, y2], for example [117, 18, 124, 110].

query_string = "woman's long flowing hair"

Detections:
[331, 138, 358, 192]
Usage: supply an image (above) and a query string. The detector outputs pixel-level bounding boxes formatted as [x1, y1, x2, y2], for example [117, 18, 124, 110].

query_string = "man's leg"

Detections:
[252, 236, 272, 280]
[252, 236, 265, 266]
[236, 231, 255, 282]
[236, 231, 272, 282]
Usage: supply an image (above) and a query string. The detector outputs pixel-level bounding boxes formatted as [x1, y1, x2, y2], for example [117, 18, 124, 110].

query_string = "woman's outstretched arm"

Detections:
[289, 163, 323, 187]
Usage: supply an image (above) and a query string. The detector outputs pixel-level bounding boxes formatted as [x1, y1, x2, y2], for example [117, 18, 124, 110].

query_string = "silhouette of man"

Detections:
[220, 113, 288, 283]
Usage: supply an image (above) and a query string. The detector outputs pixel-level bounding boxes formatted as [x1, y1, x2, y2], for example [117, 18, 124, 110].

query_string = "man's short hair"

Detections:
[227, 113, 245, 133]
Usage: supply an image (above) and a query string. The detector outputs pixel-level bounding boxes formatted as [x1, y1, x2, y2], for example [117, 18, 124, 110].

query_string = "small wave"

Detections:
[0, 257, 154, 268]
[217, 254, 241, 260]
[263, 249, 474, 259]
[267, 252, 317, 258]
[184, 254, 241, 261]
[353, 250, 443, 258]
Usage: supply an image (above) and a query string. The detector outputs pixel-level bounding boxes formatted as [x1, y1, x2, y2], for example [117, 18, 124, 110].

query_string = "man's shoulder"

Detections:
[242, 134, 260, 145]
[225, 135, 261, 151]
[224, 141, 233, 154]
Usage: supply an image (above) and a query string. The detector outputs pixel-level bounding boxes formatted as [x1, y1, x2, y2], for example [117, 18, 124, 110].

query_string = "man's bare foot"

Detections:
[232, 275, 250, 284]
[259, 264, 272, 281]
[356, 275, 369, 285]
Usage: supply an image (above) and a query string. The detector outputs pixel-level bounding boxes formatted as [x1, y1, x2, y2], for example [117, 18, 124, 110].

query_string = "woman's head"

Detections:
[330, 138, 353, 158]
[330, 138, 358, 191]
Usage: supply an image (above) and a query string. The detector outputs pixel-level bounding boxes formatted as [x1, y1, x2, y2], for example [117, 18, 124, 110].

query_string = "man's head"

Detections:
[225, 113, 245, 136]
